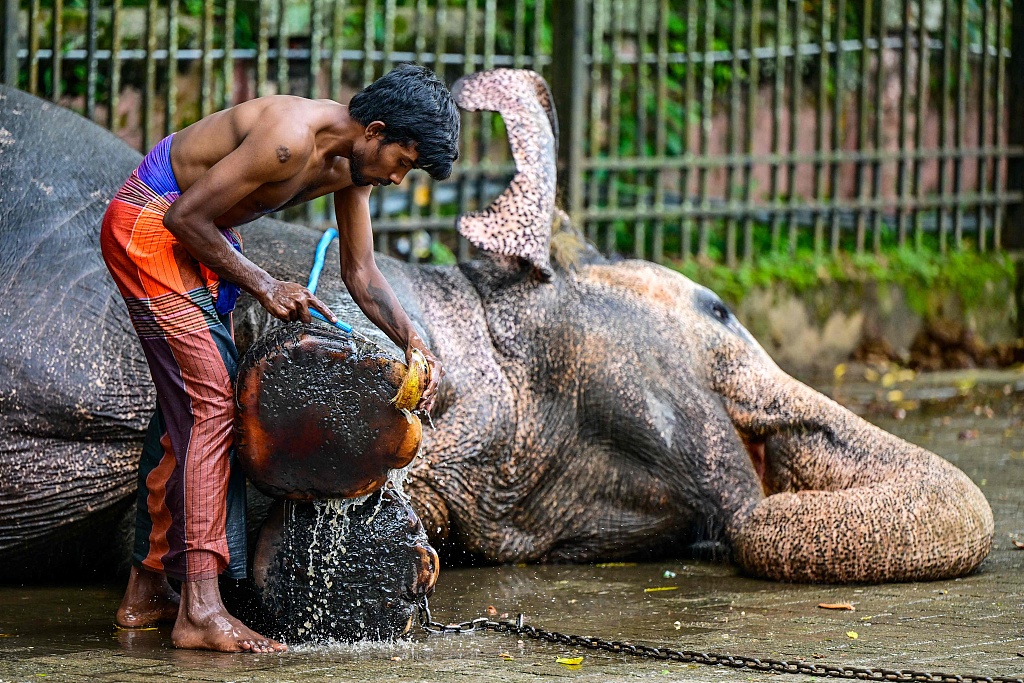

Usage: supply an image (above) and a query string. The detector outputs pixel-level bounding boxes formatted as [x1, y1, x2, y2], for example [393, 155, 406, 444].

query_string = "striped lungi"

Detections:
[100, 134, 246, 582]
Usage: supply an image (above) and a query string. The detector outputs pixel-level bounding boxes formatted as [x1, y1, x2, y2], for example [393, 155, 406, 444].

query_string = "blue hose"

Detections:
[306, 227, 353, 334]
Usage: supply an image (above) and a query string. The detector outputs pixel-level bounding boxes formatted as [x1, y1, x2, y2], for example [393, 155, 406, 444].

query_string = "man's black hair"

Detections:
[348, 64, 461, 181]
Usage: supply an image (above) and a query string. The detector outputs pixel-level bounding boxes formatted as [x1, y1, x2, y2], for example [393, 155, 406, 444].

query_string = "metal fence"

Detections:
[2, 0, 1022, 266]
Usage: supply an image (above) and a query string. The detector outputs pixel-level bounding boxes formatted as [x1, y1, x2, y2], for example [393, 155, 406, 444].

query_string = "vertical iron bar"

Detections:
[937, 0, 952, 253]
[85, 0, 98, 120]
[49, 0, 61, 98]
[813, 0, 829, 257]
[141, 0, 156, 149]
[870, 0, 886, 253]
[634, 0, 649, 259]
[28, 0, 39, 95]
[256, 0, 268, 97]
[27, 0, 38, 95]
[977, 0, 990, 252]
[586, 0, 605, 244]
[952, 0, 967, 249]
[653, 0, 668, 264]
[1, 0, 17, 87]
[276, 0, 288, 94]
[787, 0, 802, 255]
[697, 0, 715, 258]
[200, 0, 214, 117]
[725, 0, 742, 266]
[329, 0, 345, 102]
[382, 0, 395, 73]
[415, 0, 427, 62]
[743, 0, 761, 262]
[532, 0, 545, 76]
[109, 0, 122, 131]
[994, 0, 1007, 248]
[165, 0, 178, 136]
[854, 0, 873, 253]
[362, 0, 376, 87]
[606, 0, 623, 255]
[681, 0, 697, 259]
[513, 0, 525, 68]
[223, 0, 235, 107]
[309, 0, 321, 99]
[769, 0, 786, 251]
[50, 0, 61, 100]
[828, 0, 846, 255]
[911, 0, 927, 248]
[895, 0, 911, 247]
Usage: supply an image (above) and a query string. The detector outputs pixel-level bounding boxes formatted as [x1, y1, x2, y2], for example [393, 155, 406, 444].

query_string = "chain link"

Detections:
[417, 598, 1023, 683]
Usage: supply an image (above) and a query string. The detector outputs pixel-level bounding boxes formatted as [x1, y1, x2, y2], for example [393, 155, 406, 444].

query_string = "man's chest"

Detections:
[220, 156, 351, 224]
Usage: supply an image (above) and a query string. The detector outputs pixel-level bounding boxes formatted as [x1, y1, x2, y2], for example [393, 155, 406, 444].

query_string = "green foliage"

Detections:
[672, 247, 1015, 317]
[429, 240, 457, 265]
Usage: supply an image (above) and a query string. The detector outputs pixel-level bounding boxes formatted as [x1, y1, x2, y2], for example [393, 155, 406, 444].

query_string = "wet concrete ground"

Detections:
[1, 367, 1022, 683]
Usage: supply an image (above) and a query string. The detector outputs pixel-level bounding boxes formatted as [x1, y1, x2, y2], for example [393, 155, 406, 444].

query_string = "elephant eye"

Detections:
[711, 301, 730, 323]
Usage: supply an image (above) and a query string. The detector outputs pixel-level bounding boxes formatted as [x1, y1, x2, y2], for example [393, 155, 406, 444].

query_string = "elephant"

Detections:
[0, 67, 993, 626]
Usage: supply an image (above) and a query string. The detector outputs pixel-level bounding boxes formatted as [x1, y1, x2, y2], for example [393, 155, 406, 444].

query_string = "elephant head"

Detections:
[389, 69, 993, 583]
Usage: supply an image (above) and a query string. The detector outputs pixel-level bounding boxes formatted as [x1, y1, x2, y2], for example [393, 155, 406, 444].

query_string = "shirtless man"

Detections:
[100, 64, 459, 653]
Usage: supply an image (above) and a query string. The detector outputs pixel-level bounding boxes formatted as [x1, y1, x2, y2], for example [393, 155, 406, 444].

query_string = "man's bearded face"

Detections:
[349, 144, 390, 187]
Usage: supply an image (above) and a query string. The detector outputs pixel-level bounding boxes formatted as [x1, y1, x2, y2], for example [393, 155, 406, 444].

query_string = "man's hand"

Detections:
[408, 342, 444, 414]
[258, 279, 337, 324]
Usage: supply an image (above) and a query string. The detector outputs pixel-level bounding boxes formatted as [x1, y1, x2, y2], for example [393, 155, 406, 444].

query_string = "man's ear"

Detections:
[365, 120, 386, 139]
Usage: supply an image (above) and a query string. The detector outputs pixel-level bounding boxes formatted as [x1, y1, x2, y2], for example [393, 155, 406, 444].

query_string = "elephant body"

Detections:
[0, 75, 993, 607]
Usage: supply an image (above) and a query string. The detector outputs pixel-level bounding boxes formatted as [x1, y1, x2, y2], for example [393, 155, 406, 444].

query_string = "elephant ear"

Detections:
[451, 69, 557, 280]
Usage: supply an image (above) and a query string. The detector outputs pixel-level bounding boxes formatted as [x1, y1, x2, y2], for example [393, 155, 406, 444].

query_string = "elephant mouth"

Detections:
[252, 493, 439, 642]
[723, 377, 994, 584]
[741, 436, 769, 496]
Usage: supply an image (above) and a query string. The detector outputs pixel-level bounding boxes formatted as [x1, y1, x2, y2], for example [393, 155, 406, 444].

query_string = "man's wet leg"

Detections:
[171, 576, 287, 653]
[116, 565, 180, 627]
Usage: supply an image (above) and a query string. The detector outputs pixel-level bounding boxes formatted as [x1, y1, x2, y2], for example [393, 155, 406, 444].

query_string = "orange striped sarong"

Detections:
[100, 134, 246, 582]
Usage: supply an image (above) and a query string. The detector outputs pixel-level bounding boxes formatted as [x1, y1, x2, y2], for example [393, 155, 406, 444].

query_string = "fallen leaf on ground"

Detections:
[499, 652, 514, 661]
[812, 654, 826, 659]
[557, 656, 584, 666]
[1012, 540, 1024, 549]
[486, 605, 498, 616]
[846, 631, 859, 639]
[390, 656, 402, 662]
[595, 562, 637, 568]
[644, 586, 678, 593]
[817, 603, 855, 611]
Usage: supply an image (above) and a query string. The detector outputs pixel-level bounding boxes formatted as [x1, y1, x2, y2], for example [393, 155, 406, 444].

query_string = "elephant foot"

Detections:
[250, 489, 439, 644]
[116, 565, 180, 627]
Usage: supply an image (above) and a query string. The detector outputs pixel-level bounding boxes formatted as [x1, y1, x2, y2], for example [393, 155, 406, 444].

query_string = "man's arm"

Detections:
[163, 124, 336, 324]
[333, 186, 444, 412]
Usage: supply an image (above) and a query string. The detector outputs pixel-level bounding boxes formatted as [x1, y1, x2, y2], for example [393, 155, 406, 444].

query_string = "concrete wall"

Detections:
[732, 277, 1016, 378]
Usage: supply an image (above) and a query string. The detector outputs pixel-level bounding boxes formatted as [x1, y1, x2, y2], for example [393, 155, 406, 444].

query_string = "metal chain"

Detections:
[417, 598, 1023, 683]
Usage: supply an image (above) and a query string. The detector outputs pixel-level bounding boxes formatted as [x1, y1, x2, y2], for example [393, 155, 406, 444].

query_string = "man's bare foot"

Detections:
[116, 566, 180, 627]
[171, 577, 287, 653]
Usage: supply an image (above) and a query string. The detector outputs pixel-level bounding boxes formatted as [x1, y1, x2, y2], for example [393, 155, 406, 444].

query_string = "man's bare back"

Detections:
[169, 95, 416, 228]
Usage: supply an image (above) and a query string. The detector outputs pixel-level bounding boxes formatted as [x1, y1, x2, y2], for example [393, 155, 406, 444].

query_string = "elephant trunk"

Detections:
[722, 371, 993, 583]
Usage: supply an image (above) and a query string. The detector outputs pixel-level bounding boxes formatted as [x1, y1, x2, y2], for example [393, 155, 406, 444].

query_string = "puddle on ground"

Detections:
[1, 370, 1022, 682]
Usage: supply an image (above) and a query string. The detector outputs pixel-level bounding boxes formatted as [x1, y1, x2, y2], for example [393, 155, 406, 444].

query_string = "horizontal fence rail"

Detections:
[2, 0, 1022, 267]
